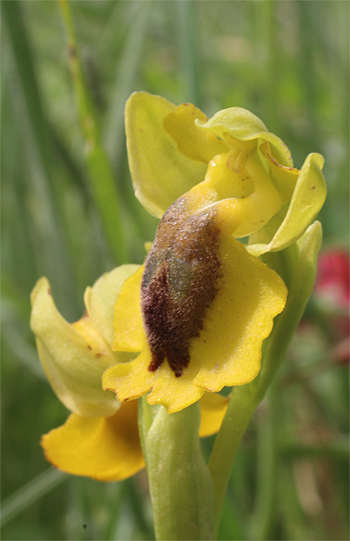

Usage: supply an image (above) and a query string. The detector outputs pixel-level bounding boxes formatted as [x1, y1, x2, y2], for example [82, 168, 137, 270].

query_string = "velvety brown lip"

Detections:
[141, 202, 221, 377]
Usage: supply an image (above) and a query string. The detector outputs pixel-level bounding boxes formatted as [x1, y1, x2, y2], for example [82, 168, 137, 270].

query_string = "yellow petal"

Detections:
[30, 277, 120, 418]
[262, 142, 299, 204]
[41, 401, 144, 482]
[163, 103, 229, 163]
[84, 264, 140, 347]
[199, 393, 229, 437]
[125, 92, 207, 218]
[186, 150, 283, 238]
[197, 107, 293, 167]
[247, 153, 326, 256]
[113, 266, 146, 352]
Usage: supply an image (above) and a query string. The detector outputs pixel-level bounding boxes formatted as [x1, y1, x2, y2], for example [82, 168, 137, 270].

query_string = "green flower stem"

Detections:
[253, 221, 322, 401]
[140, 400, 214, 540]
[209, 221, 323, 537]
[58, 0, 127, 264]
[138, 395, 156, 456]
[209, 385, 259, 537]
[249, 387, 279, 541]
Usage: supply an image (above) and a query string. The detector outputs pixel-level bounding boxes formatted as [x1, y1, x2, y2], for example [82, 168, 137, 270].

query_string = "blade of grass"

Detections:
[297, 1, 321, 152]
[176, 0, 201, 106]
[254, 1, 278, 131]
[103, 2, 150, 168]
[281, 436, 350, 460]
[58, 0, 128, 264]
[3, 0, 78, 316]
[249, 388, 279, 540]
[0, 468, 67, 527]
[2, 325, 45, 380]
[277, 465, 312, 540]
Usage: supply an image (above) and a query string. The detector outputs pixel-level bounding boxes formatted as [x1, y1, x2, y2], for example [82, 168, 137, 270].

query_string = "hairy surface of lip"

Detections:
[141, 199, 221, 377]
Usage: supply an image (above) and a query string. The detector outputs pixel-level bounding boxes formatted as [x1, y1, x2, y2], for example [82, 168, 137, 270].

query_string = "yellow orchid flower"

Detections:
[101, 92, 326, 414]
[31, 266, 229, 481]
[124, 92, 326, 254]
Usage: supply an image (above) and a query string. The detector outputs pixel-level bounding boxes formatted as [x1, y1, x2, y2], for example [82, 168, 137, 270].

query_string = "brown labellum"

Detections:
[141, 200, 221, 377]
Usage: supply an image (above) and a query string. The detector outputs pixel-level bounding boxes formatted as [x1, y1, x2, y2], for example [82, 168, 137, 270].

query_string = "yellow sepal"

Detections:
[125, 92, 206, 218]
[30, 277, 120, 418]
[199, 393, 229, 438]
[41, 401, 144, 482]
[30, 266, 139, 418]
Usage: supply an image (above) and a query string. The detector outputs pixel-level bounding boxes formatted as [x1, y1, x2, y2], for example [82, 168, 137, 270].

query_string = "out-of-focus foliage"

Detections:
[1, 1, 348, 540]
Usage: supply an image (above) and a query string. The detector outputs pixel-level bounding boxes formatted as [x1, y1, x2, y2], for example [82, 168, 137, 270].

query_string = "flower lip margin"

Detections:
[103, 222, 288, 414]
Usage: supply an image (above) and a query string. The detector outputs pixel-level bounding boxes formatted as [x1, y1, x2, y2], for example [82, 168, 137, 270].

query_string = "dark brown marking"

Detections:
[87, 345, 92, 350]
[141, 201, 221, 377]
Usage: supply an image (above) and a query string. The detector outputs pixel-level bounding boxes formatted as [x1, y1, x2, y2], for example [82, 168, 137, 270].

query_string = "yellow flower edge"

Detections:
[41, 393, 229, 481]
[41, 400, 144, 482]
[103, 224, 288, 414]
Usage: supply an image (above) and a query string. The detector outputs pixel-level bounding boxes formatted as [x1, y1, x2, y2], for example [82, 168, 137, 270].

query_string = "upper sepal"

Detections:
[125, 92, 206, 218]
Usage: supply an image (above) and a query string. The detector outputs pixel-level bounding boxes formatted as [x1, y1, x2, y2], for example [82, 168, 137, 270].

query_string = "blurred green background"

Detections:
[1, 1, 349, 540]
